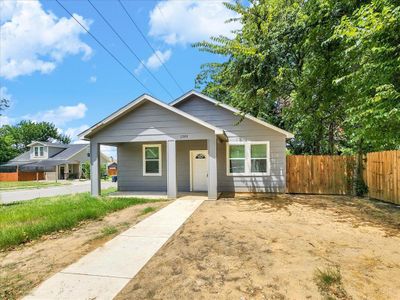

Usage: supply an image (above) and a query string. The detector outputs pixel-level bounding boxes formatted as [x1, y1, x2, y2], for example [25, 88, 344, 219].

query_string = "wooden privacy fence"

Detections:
[286, 155, 355, 195]
[366, 150, 399, 205]
[0, 171, 45, 182]
[286, 151, 400, 205]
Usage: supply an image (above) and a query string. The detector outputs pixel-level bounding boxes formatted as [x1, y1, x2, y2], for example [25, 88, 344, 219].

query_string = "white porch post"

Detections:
[166, 140, 177, 199]
[90, 141, 101, 196]
[207, 136, 218, 200]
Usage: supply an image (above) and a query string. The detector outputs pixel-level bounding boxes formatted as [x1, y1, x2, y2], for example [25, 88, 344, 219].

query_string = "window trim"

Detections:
[34, 146, 45, 158]
[142, 144, 162, 176]
[226, 142, 247, 176]
[226, 141, 270, 176]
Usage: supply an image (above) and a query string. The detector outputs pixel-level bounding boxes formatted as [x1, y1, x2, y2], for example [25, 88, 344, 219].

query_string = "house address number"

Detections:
[179, 134, 189, 139]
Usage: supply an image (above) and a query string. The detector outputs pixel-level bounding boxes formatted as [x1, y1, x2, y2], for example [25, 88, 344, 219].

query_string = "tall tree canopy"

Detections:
[0, 121, 71, 163]
[195, 0, 400, 155]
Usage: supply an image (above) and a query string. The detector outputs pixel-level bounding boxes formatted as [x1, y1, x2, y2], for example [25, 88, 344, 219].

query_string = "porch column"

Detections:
[166, 140, 177, 199]
[90, 141, 101, 196]
[207, 137, 218, 200]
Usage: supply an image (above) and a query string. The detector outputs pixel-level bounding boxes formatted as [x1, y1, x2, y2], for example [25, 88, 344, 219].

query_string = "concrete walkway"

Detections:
[24, 199, 204, 300]
[0, 181, 116, 204]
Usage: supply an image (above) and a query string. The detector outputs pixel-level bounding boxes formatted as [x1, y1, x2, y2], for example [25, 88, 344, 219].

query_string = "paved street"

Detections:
[0, 181, 117, 204]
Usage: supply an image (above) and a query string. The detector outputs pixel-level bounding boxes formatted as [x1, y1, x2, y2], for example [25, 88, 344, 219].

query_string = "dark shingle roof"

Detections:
[50, 144, 88, 160]
[10, 151, 31, 162]
[9, 143, 88, 163]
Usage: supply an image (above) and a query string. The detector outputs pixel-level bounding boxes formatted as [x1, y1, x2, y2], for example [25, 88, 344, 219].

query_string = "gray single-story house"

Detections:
[79, 91, 293, 200]
[2, 141, 109, 180]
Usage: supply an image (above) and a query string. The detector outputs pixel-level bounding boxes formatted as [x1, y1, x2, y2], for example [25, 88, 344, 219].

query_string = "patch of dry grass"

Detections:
[314, 266, 351, 300]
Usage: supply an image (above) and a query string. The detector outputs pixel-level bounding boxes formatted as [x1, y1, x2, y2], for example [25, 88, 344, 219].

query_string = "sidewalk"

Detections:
[24, 199, 204, 300]
[0, 181, 116, 204]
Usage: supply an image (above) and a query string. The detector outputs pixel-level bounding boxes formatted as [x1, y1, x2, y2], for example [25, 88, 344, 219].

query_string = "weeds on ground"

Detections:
[101, 226, 118, 236]
[314, 266, 351, 300]
[141, 206, 156, 215]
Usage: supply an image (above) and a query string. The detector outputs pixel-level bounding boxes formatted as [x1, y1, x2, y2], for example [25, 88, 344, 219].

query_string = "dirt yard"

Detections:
[116, 194, 400, 300]
[0, 200, 170, 300]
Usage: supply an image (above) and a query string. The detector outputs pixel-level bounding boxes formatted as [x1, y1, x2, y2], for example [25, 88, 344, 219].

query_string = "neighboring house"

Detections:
[1, 141, 109, 180]
[108, 162, 118, 176]
[79, 91, 294, 200]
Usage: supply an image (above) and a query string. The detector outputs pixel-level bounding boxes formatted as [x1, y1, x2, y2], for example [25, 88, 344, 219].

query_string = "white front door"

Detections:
[191, 150, 208, 191]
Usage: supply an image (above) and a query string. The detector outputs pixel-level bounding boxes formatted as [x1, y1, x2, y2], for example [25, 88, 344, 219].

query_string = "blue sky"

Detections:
[0, 0, 240, 156]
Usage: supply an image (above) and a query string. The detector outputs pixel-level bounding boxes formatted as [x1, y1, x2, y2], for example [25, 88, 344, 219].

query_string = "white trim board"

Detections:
[170, 90, 294, 139]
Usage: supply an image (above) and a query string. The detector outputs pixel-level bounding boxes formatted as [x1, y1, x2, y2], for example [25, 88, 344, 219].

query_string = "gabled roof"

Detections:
[170, 90, 294, 139]
[28, 141, 68, 148]
[108, 162, 118, 168]
[78, 94, 226, 140]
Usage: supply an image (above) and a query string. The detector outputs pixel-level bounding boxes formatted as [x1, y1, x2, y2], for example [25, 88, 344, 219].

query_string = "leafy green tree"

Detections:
[195, 0, 399, 155]
[81, 161, 108, 180]
[81, 161, 91, 179]
[0, 121, 71, 163]
[332, 0, 400, 153]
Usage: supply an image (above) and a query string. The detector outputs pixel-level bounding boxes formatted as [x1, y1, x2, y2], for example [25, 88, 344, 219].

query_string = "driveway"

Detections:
[0, 181, 116, 204]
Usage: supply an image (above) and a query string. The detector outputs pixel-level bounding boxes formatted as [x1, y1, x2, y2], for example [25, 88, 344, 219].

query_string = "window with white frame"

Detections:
[34, 146, 44, 157]
[228, 144, 246, 174]
[143, 144, 162, 176]
[250, 143, 268, 173]
[226, 142, 270, 175]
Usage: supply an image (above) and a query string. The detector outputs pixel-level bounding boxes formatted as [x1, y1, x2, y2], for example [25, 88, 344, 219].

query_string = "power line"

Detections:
[55, 0, 151, 93]
[118, 0, 184, 93]
[87, 0, 174, 100]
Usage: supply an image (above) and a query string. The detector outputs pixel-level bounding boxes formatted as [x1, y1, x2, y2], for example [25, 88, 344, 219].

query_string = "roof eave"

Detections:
[79, 93, 224, 140]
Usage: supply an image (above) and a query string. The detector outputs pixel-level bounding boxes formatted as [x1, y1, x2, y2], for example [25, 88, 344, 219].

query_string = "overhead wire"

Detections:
[118, 0, 184, 93]
[55, 0, 151, 93]
[87, 0, 175, 100]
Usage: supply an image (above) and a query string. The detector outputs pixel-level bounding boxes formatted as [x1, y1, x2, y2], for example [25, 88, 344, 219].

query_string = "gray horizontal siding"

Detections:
[117, 142, 167, 192]
[117, 140, 208, 192]
[176, 95, 287, 193]
[92, 101, 213, 143]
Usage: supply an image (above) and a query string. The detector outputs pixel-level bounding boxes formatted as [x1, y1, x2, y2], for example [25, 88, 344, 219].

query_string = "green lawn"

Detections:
[0, 181, 67, 191]
[0, 189, 162, 250]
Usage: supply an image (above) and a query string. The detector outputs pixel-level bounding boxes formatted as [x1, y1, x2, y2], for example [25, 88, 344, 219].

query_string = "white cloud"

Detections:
[89, 76, 97, 83]
[135, 49, 172, 74]
[0, 0, 92, 79]
[23, 103, 87, 127]
[62, 124, 90, 142]
[149, 0, 241, 45]
[0, 86, 12, 100]
[0, 115, 14, 126]
[146, 49, 172, 70]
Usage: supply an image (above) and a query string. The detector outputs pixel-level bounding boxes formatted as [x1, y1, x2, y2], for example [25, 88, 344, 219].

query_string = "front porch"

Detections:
[90, 137, 220, 200]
